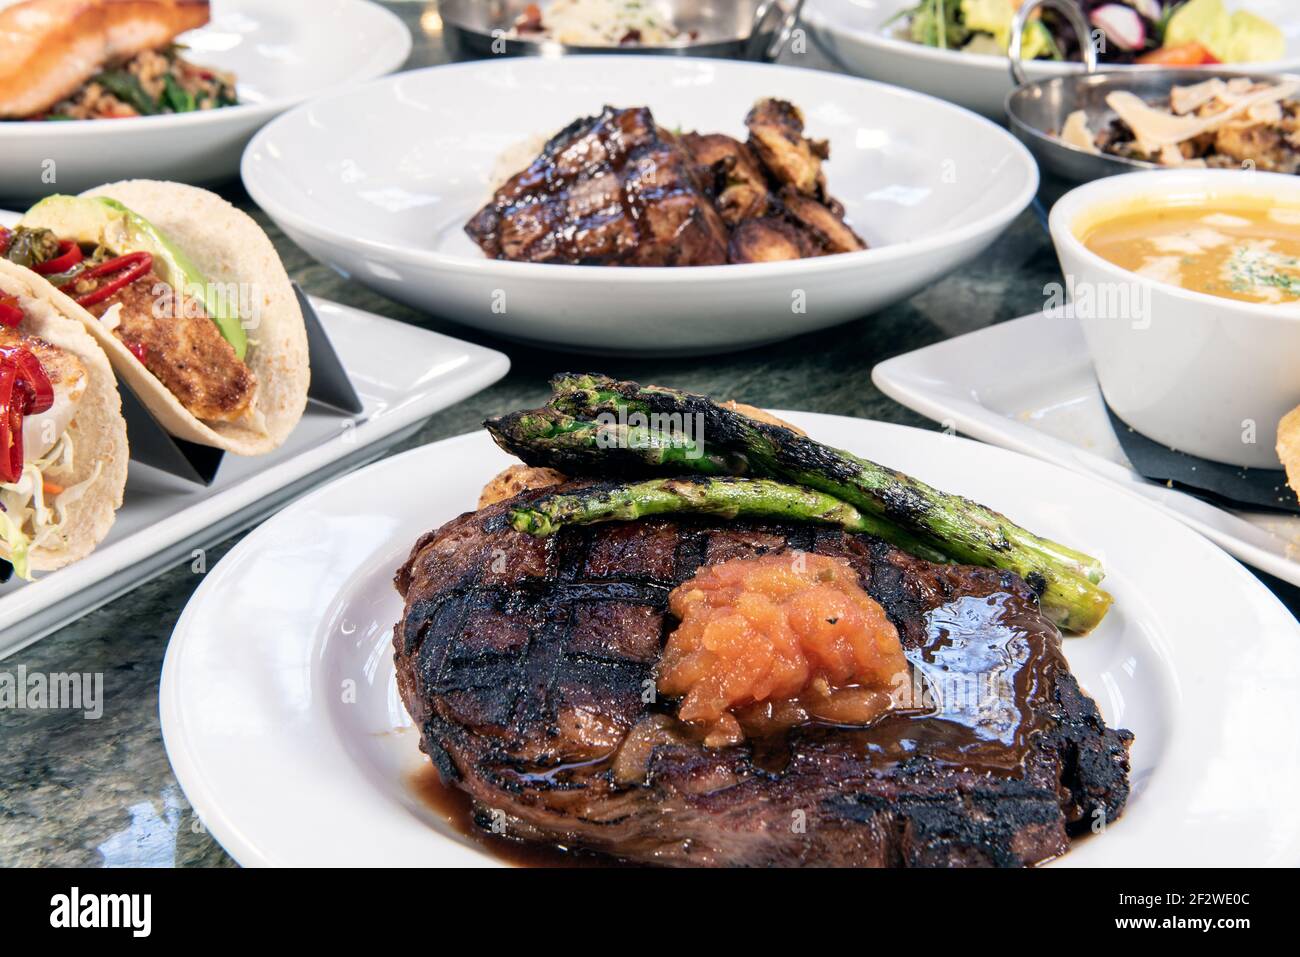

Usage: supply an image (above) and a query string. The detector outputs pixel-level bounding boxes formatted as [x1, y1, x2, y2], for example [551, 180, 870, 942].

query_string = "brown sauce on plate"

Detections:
[407, 764, 634, 868]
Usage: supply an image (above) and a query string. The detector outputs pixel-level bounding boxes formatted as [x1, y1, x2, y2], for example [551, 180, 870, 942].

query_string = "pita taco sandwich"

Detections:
[0, 258, 129, 578]
[8, 179, 310, 455]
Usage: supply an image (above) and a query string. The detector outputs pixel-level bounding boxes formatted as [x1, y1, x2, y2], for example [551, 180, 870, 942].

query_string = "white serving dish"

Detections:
[804, 0, 1300, 119]
[1049, 168, 1300, 469]
[241, 55, 1037, 356]
[873, 307, 1300, 588]
[0, 0, 411, 201]
[0, 294, 509, 659]
[160, 414, 1300, 867]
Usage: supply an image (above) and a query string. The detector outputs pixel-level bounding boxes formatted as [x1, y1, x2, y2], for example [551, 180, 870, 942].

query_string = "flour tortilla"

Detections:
[0, 259, 128, 571]
[75, 180, 310, 455]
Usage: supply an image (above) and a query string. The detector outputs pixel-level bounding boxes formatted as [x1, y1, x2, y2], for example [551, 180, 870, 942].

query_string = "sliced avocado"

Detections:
[19, 195, 248, 361]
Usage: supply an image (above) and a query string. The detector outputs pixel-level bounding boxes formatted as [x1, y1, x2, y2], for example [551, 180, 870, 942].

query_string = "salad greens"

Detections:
[890, 0, 1283, 65]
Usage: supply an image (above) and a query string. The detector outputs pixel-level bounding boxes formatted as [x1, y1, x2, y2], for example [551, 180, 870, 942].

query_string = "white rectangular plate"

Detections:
[872, 310, 1300, 588]
[0, 296, 509, 658]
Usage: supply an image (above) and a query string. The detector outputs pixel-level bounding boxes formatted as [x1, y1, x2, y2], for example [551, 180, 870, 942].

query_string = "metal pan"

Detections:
[1008, 65, 1300, 185]
[439, 0, 805, 63]
[1005, 0, 1299, 185]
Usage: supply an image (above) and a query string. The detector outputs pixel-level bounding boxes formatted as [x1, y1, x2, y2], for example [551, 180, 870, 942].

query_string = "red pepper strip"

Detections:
[62, 251, 153, 308]
[0, 295, 22, 329]
[4, 349, 53, 416]
[0, 226, 11, 257]
[32, 240, 84, 276]
[0, 347, 54, 484]
[0, 360, 20, 484]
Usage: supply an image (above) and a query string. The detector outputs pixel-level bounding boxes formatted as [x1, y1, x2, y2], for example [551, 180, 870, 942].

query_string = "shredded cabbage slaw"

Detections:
[0, 431, 102, 580]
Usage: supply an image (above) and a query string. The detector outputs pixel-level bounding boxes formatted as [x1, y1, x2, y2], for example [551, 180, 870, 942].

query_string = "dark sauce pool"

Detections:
[406, 592, 1074, 868]
[407, 763, 638, 868]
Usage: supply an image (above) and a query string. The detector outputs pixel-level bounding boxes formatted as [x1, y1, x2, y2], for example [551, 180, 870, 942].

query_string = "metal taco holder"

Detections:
[439, 0, 806, 63]
[0, 286, 363, 581]
[119, 284, 363, 486]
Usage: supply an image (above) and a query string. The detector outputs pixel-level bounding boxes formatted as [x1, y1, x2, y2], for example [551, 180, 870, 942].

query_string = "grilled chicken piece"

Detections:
[680, 132, 770, 226]
[465, 106, 729, 266]
[728, 217, 810, 263]
[86, 275, 255, 423]
[745, 98, 829, 199]
[779, 188, 867, 255]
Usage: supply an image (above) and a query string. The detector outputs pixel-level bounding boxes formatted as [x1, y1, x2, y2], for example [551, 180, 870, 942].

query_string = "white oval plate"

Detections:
[240, 57, 1037, 356]
[0, 0, 410, 201]
[805, 0, 1300, 119]
[160, 412, 1300, 867]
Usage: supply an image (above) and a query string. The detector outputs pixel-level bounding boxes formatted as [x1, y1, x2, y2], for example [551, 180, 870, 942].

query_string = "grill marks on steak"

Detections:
[394, 488, 1133, 867]
[464, 106, 730, 266]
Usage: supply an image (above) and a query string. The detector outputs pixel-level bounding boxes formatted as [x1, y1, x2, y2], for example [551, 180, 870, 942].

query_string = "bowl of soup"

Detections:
[1050, 169, 1300, 469]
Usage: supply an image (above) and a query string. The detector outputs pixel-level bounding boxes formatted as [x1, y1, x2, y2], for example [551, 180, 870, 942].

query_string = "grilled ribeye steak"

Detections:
[465, 106, 729, 266]
[394, 485, 1133, 867]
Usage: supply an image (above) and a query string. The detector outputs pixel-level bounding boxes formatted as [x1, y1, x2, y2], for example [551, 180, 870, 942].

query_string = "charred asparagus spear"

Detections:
[548, 373, 1105, 580]
[510, 476, 949, 563]
[486, 375, 1112, 632]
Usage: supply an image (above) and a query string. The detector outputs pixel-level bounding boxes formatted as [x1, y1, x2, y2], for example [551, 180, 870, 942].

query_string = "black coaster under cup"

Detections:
[1104, 403, 1300, 514]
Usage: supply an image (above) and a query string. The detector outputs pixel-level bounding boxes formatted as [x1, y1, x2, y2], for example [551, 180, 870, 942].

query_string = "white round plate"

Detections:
[240, 57, 1037, 356]
[160, 412, 1300, 867]
[805, 0, 1300, 119]
[0, 0, 410, 201]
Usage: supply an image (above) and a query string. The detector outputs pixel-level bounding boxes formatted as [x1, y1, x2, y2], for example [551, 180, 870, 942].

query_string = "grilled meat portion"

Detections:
[779, 187, 866, 255]
[745, 97, 829, 199]
[85, 274, 255, 423]
[728, 217, 811, 263]
[394, 485, 1133, 867]
[467, 99, 868, 267]
[680, 132, 770, 226]
[465, 106, 729, 266]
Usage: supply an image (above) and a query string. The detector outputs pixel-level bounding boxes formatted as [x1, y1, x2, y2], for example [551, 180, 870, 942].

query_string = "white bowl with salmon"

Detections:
[1050, 168, 1300, 469]
[0, 0, 410, 200]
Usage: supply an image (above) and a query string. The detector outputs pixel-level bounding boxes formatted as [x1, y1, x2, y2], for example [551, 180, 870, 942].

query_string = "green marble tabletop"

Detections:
[2, 1, 1297, 868]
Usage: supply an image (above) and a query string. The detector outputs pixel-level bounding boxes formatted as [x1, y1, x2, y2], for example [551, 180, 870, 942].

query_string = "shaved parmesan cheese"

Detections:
[1158, 144, 1189, 166]
[1170, 78, 1226, 115]
[1247, 100, 1284, 125]
[1060, 110, 1100, 154]
[1107, 82, 1299, 154]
